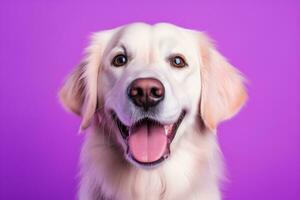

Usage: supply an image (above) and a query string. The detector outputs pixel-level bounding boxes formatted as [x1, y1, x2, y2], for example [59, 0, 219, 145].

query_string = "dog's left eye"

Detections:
[112, 54, 128, 67]
[169, 55, 187, 68]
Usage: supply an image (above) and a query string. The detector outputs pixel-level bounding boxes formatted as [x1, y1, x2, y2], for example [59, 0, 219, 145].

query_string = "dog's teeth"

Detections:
[164, 125, 173, 136]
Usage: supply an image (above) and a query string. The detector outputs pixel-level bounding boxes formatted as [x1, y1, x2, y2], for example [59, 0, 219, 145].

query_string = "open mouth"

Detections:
[112, 111, 186, 167]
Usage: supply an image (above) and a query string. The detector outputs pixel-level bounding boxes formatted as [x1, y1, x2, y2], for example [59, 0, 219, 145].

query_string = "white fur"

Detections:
[59, 23, 247, 200]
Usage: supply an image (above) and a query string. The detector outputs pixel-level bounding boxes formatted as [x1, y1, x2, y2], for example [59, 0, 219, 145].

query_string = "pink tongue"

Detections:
[128, 123, 167, 163]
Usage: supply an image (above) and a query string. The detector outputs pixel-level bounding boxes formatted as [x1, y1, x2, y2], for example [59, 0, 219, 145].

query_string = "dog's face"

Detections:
[101, 23, 201, 167]
[59, 23, 247, 168]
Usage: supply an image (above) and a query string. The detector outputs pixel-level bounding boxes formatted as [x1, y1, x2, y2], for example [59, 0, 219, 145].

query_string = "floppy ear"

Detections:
[199, 35, 248, 130]
[59, 31, 113, 130]
[59, 62, 86, 116]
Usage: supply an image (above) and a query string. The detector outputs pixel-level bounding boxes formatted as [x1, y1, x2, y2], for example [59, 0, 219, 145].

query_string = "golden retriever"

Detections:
[59, 23, 247, 200]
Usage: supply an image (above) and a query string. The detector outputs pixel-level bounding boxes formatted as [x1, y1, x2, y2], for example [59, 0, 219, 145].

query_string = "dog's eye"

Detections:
[112, 54, 128, 67]
[170, 56, 187, 68]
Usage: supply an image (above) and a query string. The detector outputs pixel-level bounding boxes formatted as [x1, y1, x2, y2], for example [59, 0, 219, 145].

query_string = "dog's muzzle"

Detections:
[110, 77, 186, 167]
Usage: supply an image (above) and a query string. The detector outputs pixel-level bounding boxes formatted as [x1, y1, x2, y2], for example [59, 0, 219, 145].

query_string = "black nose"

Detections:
[128, 78, 165, 111]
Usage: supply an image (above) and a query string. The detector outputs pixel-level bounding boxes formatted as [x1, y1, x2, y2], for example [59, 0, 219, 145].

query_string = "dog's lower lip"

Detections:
[112, 110, 186, 167]
[111, 112, 129, 140]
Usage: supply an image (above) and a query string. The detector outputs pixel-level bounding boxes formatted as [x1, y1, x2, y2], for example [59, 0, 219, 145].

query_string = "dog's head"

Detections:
[59, 23, 247, 168]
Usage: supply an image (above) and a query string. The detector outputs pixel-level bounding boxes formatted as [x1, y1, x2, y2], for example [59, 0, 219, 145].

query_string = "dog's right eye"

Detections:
[112, 54, 128, 67]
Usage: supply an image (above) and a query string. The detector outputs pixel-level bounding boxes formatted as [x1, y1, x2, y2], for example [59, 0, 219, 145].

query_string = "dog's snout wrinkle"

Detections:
[128, 78, 165, 111]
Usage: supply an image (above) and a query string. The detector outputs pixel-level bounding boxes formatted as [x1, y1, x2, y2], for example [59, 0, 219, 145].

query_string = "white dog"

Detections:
[59, 23, 247, 200]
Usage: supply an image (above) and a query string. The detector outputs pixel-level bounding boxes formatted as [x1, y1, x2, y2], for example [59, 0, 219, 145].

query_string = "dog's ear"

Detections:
[199, 34, 248, 130]
[59, 62, 86, 116]
[59, 31, 113, 130]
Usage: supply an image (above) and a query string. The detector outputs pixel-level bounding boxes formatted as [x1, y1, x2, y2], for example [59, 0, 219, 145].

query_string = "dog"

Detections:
[59, 23, 247, 200]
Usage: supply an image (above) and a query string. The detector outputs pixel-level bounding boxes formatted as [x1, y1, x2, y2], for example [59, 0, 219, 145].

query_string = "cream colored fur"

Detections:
[59, 23, 247, 200]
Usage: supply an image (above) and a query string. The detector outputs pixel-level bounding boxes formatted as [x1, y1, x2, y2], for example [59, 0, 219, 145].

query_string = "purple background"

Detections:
[1, 0, 299, 199]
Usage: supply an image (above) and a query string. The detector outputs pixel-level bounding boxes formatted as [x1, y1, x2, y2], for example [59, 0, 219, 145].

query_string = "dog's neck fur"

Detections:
[78, 119, 223, 200]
